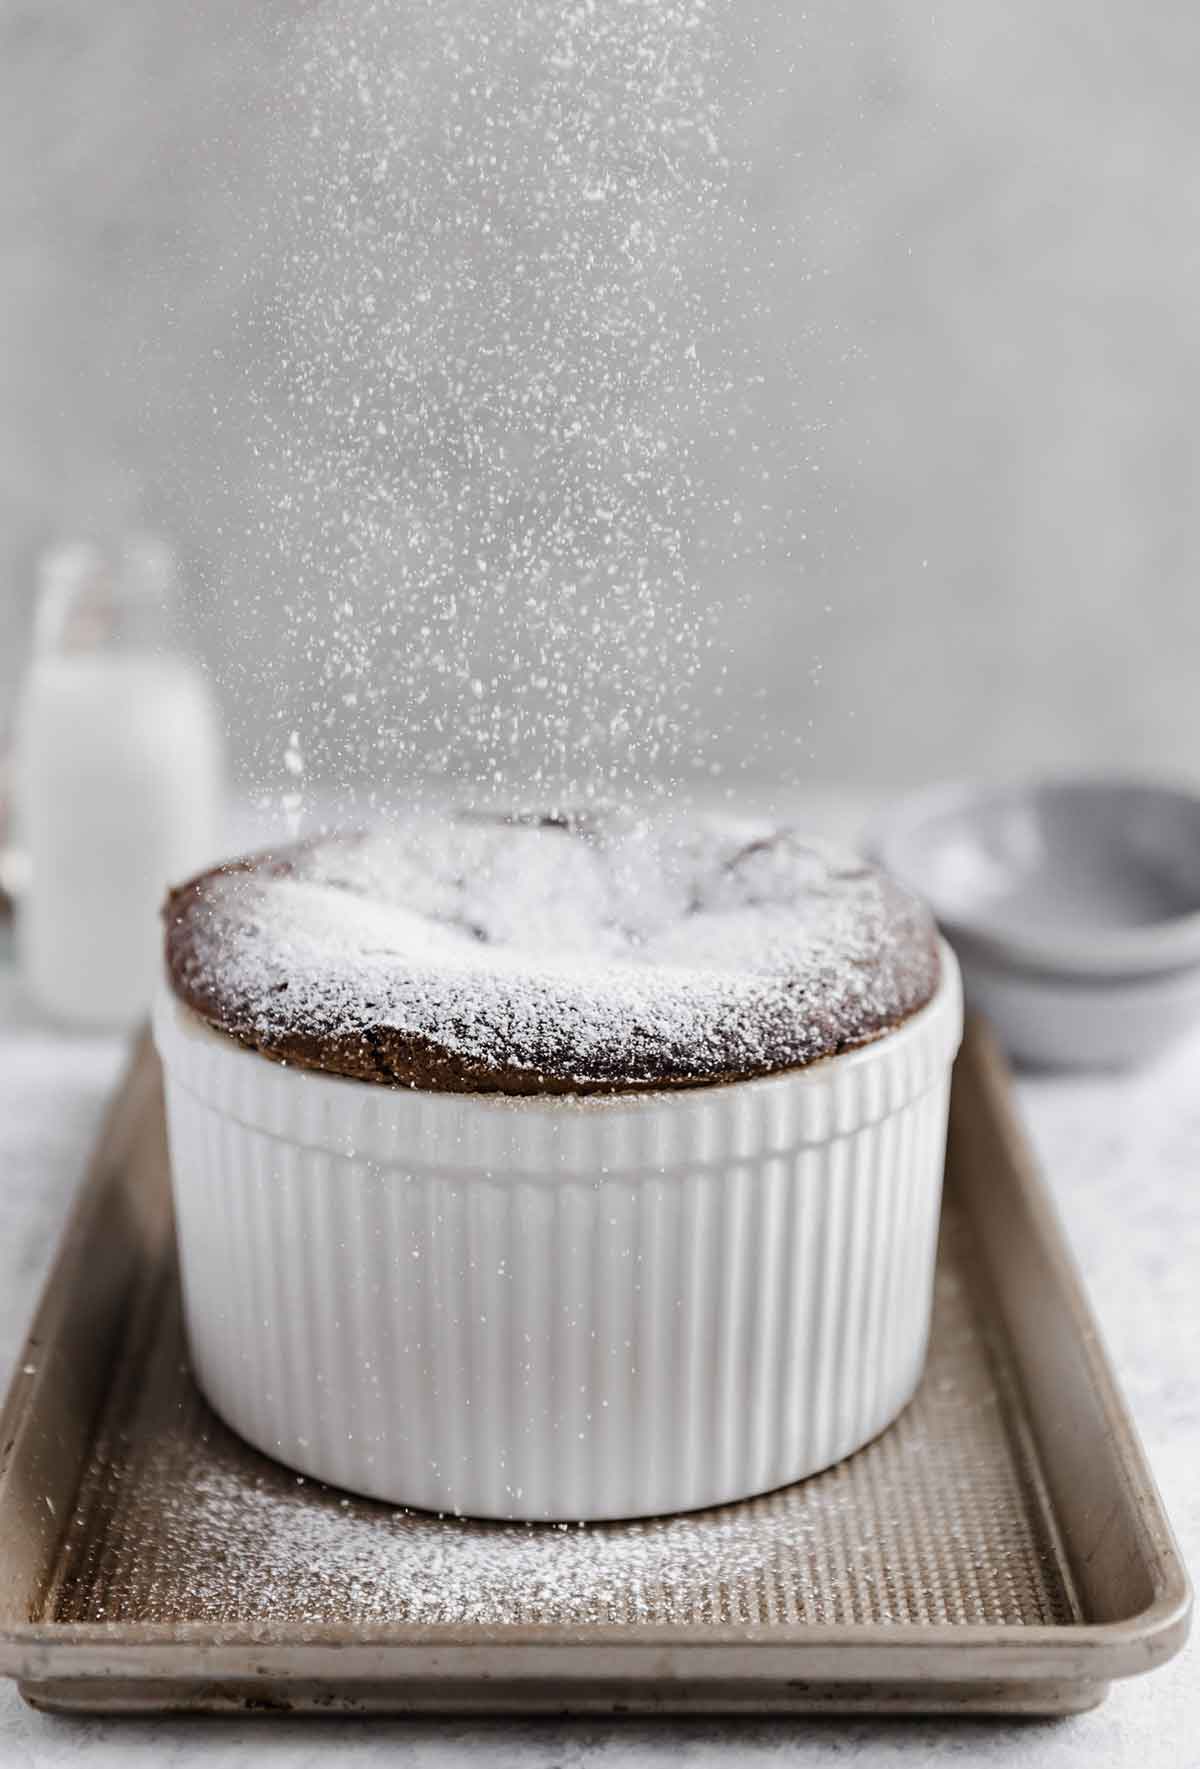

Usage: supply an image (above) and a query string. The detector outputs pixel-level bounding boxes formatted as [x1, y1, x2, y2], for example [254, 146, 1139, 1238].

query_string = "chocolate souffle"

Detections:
[164, 807, 941, 1097]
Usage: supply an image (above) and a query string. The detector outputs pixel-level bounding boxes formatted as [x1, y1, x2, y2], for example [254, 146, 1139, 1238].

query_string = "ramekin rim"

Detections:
[153, 940, 961, 1121]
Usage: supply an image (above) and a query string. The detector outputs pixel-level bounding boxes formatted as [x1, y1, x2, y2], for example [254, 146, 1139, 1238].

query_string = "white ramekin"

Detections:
[153, 945, 962, 1522]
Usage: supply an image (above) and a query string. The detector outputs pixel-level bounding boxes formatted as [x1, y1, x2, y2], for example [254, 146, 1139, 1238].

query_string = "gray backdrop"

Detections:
[2, 0, 1198, 795]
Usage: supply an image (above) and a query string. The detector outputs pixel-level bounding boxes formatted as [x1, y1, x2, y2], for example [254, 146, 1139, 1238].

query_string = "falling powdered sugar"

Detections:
[221, 0, 782, 811]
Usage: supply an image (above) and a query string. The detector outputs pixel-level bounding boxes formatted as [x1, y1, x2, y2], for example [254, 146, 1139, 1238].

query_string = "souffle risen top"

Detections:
[163, 807, 941, 1096]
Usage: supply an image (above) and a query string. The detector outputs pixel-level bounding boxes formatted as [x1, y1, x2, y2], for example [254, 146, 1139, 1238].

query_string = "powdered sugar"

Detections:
[166, 807, 939, 1091]
[226, 0, 788, 808]
[54, 1241, 1073, 1632]
[177, 1455, 858, 1626]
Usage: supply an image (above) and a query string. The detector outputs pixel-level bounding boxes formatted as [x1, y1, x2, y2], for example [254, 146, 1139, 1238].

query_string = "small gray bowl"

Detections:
[867, 775, 1200, 1069]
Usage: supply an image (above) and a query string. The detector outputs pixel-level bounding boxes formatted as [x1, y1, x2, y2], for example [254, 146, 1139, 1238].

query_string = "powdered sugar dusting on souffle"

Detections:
[164, 808, 940, 1095]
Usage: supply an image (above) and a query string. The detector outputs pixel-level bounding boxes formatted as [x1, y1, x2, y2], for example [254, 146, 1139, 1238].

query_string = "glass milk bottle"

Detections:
[14, 535, 224, 1028]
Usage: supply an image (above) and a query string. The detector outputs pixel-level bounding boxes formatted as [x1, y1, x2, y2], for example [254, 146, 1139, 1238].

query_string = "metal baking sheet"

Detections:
[0, 1023, 1189, 1716]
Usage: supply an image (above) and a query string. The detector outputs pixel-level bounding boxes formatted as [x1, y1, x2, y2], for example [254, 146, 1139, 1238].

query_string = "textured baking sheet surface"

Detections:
[45, 1196, 1077, 1634]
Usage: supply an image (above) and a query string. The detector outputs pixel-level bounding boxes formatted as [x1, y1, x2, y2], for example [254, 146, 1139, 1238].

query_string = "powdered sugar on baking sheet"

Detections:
[54, 1245, 1073, 1631]
[180, 1457, 829, 1626]
[167, 808, 939, 1090]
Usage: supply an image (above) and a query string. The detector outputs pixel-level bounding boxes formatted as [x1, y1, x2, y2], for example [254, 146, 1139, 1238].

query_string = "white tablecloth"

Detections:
[0, 958, 1195, 1767]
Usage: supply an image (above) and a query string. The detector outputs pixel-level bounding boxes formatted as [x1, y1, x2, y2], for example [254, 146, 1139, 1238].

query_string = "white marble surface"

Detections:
[0, 959, 1195, 1767]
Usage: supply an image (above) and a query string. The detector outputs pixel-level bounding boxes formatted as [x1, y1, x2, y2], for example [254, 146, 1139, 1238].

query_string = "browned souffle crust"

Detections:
[164, 806, 941, 1097]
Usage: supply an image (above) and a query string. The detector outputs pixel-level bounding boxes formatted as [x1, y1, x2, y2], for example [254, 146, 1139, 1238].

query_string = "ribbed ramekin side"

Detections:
[161, 1068, 955, 1522]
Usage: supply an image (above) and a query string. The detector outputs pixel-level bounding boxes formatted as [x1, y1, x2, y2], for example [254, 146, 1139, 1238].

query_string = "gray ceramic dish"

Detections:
[866, 775, 1200, 1069]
